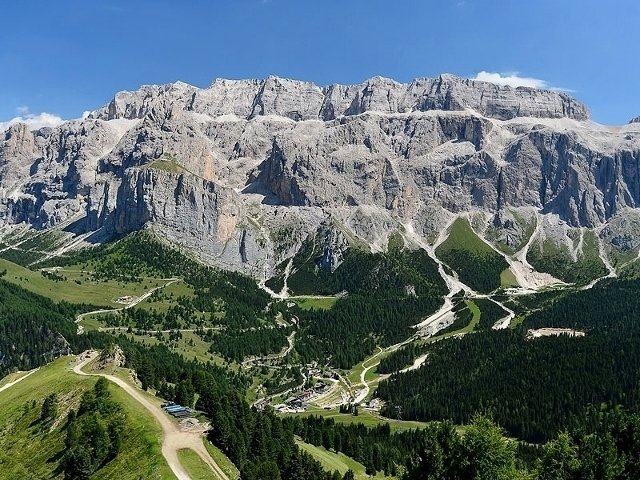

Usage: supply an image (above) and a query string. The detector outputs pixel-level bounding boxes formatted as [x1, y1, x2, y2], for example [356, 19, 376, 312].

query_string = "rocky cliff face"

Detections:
[93, 74, 588, 123]
[1, 74, 638, 277]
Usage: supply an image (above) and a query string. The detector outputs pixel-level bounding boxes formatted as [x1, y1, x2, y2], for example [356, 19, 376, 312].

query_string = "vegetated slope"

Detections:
[72, 336, 339, 479]
[0, 275, 100, 376]
[376, 297, 505, 374]
[473, 298, 509, 330]
[0, 357, 174, 479]
[376, 278, 640, 443]
[435, 217, 509, 293]
[0, 257, 150, 307]
[291, 408, 640, 479]
[526, 230, 608, 285]
[0, 234, 369, 479]
[291, 248, 447, 368]
[377, 342, 430, 375]
[45, 231, 293, 361]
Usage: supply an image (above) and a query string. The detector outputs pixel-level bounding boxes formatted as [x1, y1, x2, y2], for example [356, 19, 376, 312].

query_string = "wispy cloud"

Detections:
[0, 110, 64, 133]
[472, 71, 550, 89]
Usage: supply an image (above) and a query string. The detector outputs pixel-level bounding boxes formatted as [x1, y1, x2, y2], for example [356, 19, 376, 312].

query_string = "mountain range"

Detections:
[2, 74, 640, 285]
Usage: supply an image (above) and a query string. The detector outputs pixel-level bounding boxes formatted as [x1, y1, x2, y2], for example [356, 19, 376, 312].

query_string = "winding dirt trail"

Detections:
[0, 368, 40, 394]
[73, 353, 228, 480]
[75, 278, 180, 334]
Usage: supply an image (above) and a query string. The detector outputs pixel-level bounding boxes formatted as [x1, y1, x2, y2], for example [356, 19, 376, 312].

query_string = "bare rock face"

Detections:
[0, 74, 638, 278]
[92, 74, 588, 122]
[97, 345, 127, 369]
[318, 225, 349, 272]
[630, 116, 640, 124]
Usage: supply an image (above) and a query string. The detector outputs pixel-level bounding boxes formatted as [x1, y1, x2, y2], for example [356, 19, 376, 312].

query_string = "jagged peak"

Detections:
[363, 75, 402, 85]
[630, 116, 640, 124]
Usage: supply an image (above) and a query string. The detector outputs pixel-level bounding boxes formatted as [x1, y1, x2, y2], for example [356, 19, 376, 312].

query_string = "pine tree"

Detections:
[40, 393, 58, 422]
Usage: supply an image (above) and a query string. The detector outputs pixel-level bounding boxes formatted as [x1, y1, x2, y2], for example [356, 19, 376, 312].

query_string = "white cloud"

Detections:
[16, 105, 30, 115]
[472, 71, 550, 89]
[0, 112, 65, 133]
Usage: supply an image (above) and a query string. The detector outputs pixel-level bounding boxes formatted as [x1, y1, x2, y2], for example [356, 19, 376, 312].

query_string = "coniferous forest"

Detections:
[377, 278, 640, 443]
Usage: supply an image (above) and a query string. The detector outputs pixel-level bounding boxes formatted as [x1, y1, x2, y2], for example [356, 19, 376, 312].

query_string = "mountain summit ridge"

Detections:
[89, 74, 588, 124]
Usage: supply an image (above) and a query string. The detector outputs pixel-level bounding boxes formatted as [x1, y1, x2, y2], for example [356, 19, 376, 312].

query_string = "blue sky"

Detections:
[1, 0, 638, 127]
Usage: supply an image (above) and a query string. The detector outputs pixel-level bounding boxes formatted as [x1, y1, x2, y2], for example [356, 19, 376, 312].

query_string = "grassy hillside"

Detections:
[290, 296, 339, 311]
[435, 218, 509, 293]
[0, 357, 174, 479]
[287, 406, 430, 433]
[292, 247, 448, 368]
[296, 439, 392, 479]
[0, 278, 88, 376]
[0, 257, 152, 307]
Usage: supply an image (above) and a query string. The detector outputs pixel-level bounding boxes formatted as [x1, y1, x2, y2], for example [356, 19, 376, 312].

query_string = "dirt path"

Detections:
[0, 368, 39, 394]
[353, 350, 383, 404]
[73, 353, 229, 480]
[353, 338, 411, 404]
[75, 278, 181, 334]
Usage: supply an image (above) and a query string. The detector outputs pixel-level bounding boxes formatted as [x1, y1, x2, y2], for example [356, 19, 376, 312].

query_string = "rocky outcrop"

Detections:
[318, 225, 349, 272]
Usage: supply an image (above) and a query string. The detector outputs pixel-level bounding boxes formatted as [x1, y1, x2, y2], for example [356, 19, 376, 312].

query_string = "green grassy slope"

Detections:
[0, 257, 151, 307]
[0, 357, 175, 479]
[290, 296, 339, 311]
[435, 218, 509, 293]
[296, 439, 393, 479]
[177, 449, 214, 480]
[287, 406, 429, 433]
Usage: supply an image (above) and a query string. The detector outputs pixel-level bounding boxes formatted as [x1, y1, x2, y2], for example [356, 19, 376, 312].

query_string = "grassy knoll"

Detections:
[147, 154, 198, 177]
[77, 313, 106, 332]
[290, 296, 339, 311]
[123, 331, 226, 366]
[0, 371, 30, 389]
[346, 347, 387, 385]
[457, 300, 481, 334]
[148, 159, 188, 174]
[435, 217, 508, 293]
[136, 280, 195, 313]
[0, 258, 151, 307]
[296, 439, 394, 479]
[0, 357, 174, 479]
